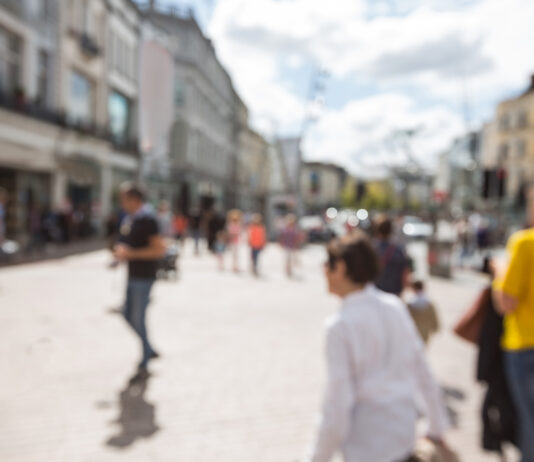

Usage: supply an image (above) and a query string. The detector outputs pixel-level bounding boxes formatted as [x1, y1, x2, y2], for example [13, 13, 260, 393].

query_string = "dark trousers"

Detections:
[505, 349, 534, 461]
[123, 277, 155, 369]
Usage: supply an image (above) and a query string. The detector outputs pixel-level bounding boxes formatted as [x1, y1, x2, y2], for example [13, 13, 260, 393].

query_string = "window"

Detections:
[517, 111, 528, 129]
[500, 114, 510, 131]
[0, 26, 22, 95]
[108, 91, 131, 143]
[68, 71, 93, 124]
[36, 50, 48, 105]
[517, 139, 526, 158]
[498, 143, 509, 162]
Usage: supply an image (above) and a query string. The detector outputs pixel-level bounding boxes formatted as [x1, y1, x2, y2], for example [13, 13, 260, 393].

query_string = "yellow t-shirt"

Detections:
[494, 228, 534, 351]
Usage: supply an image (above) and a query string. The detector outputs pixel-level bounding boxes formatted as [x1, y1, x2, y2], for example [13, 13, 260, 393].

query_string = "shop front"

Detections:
[55, 156, 101, 241]
[0, 167, 52, 241]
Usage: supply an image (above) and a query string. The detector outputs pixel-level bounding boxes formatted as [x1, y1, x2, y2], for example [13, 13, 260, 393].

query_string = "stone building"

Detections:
[0, 0, 140, 241]
[481, 75, 534, 206]
[142, 5, 237, 213]
[300, 161, 347, 214]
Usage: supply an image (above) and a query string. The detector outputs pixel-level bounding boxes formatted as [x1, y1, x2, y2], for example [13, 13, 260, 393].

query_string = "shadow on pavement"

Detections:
[442, 384, 467, 428]
[105, 372, 160, 448]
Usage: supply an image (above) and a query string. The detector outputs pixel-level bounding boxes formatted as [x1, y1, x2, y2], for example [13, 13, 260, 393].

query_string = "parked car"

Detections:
[299, 215, 335, 243]
[401, 216, 434, 240]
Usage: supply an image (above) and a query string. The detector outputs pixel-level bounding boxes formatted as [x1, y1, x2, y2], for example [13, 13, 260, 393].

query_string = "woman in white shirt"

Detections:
[307, 232, 450, 462]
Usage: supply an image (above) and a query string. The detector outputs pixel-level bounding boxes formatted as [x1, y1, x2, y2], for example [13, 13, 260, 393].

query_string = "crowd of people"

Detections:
[95, 180, 534, 462]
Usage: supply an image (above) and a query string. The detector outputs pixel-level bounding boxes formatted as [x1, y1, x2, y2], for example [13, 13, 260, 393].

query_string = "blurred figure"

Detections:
[173, 210, 188, 249]
[456, 217, 473, 267]
[26, 204, 45, 254]
[227, 209, 243, 272]
[0, 187, 6, 244]
[206, 208, 226, 254]
[113, 183, 166, 380]
[157, 200, 173, 239]
[189, 206, 203, 255]
[248, 213, 267, 276]
[493, 183, 534, 461]
[214, 230, 227, 271]
[406, 280, 440, 345]
[279, 214, 300, 278]
[306, 232, 450, 462]
[477, 257, 518, 454]
[373, 214, 412, 297]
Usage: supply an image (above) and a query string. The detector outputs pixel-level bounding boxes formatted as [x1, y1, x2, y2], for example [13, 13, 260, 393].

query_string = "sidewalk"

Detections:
[0, 243, 517, 461]
[0, 238, 106, 267]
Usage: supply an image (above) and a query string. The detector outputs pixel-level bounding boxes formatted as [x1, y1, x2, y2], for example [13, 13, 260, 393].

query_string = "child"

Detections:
[406, 280, 440, 345]
[248, 214, 266, 276]
[226, 209, 243, 272]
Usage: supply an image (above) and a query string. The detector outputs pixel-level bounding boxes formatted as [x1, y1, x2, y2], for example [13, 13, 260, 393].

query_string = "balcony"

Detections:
[79, 33, 100, 58]
[67, 29, 100, 58]
[0, 89, 139, 157]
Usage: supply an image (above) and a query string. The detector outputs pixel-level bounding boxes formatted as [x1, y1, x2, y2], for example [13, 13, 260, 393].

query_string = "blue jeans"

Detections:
[123, 278, 155, 369]
[505, 349, 534, 461]
[251, 248, 261, 272]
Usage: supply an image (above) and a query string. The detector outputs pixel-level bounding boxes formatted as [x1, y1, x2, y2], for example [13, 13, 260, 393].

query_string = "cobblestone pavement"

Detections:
[0, 242, 518, 461]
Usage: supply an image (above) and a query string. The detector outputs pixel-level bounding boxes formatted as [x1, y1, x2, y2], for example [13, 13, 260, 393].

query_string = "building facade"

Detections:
[143, 5, 237, 213]
[433, 131, 481, 214]
[233, 94, 270, 213]
[0, 0, 140, 242]
[482, 75, 534, 206]
[300, 161, 347, 214]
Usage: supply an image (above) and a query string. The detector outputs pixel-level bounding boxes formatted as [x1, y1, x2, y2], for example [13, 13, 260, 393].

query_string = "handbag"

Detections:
[453, 287, 491, 344]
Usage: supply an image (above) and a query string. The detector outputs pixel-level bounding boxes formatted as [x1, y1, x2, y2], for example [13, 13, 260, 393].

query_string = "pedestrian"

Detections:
[214, 230, 227, 271]
[113, 182, 166, 381]
[305, 232, 450, 462]
[454, 256, 518, 454]
[26, 203, 45, 254]
[189, 206, 203, 255]
[227, 209, 243, 272]
[493, 183, 534, 461]
[406, 280, 440, 345]
[0, 187, 7, 244]
[373, 214, 412, 297]
[173, 210, 188, 249]
[206, 208, 225, 254]
[248, 213, 266, 276]
[279, 214, 300, 278]
[157, 200, 173, 239]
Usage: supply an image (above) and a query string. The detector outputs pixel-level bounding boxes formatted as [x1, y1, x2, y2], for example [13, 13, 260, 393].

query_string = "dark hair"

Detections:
[119, 182, 146, 201]
[326, 231, 380, 284]
[412, 280, 425, 291]
[374, 214, 393, 238]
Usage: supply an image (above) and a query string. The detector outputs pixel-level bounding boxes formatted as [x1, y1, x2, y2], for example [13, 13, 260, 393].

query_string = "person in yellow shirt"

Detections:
[494, 183, 534, 461]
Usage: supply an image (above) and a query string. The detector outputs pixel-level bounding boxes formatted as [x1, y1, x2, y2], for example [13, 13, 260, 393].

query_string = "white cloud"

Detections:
[207, 0, 534, 174]
[303, 94, 465, 178]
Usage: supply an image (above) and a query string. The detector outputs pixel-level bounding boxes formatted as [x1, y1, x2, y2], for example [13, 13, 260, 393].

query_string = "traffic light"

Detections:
[497, 168, 507, 199]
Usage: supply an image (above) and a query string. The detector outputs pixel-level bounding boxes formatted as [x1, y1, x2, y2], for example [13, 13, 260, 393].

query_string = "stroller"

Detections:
[157, 243, 179, 280]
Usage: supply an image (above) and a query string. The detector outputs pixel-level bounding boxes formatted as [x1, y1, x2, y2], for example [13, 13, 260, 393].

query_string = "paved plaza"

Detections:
[0, 243, 517, 461]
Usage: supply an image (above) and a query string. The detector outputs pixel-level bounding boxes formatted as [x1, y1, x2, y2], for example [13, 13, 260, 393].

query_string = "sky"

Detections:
[154, 0, 534, 177]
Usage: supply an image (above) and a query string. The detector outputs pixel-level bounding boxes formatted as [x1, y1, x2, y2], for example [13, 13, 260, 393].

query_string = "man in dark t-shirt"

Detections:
[114, 183, 166, 378]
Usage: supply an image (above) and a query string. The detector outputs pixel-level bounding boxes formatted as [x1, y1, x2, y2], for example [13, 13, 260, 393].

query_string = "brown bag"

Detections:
[453, 287, 491, 344]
